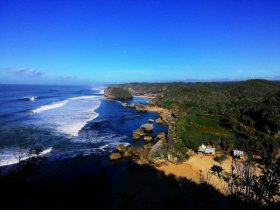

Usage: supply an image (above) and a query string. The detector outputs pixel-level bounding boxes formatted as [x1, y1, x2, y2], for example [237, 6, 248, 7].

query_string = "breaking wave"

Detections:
[32, 100, 69, 113]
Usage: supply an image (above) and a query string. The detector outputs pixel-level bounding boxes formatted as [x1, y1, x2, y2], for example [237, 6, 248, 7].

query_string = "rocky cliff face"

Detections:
[104, 87, 133, 100]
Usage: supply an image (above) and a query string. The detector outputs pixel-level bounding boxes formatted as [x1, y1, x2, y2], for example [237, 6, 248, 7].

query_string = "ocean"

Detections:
[0, 84, 167, 167]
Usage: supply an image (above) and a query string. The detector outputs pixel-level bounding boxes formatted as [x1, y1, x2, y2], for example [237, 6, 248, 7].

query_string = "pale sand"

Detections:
[157, 155, 233, 193]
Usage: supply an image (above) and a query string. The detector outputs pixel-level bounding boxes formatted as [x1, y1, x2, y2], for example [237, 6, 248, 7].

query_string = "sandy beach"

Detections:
[156, 154, 233, 193]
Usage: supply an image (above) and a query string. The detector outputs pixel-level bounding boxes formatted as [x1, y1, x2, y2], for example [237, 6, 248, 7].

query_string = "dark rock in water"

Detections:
[128, 147, 143, 156]
[109, 152, 122, 160]
[133, 128, 145, 140]
[104, 87, 133, 100]
[116, 144, 127, 153]
[122, 146, 148, 163]
[127, 103, 135, 108]
[141, 123, 153, 132]
[123, 150, 133, 158]
[143, 136, 152, 142]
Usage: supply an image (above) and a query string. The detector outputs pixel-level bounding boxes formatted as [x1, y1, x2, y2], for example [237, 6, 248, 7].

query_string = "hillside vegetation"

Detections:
[118, 80, 280, 157]
[104, 87, 133, 100]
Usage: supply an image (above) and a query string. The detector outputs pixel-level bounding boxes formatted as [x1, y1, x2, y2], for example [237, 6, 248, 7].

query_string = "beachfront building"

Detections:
[232, 150, 244, 159]
[198, 144, 206, 154]
[198, 144, 216, 155]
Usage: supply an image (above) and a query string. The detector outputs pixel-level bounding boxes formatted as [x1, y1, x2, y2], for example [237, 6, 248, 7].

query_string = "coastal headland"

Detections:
[104, 81, 280, 201]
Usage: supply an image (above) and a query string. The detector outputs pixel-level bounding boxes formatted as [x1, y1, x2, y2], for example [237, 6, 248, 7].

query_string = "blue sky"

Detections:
[0, 0, 279, 84]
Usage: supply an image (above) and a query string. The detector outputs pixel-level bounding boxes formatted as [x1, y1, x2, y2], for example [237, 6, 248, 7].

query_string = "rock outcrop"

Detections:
[133, 128, 145, 140]
[148, 140, 167, 162]
[116, 144, 128, 153]
[156, 132, 167, 142]
[104, 87, 133, 100]
[156, 117, 163, 124]
[109, 152, 122, 160]
[144, 136, 152, 142]
[140, 123, 154, 132]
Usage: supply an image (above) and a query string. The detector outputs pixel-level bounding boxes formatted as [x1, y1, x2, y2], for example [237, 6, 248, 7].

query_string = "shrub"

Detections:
[213, 154, 227, 163]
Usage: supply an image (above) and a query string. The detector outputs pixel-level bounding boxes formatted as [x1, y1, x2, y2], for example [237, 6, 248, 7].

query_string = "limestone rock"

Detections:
[116, 144, 127, 153]
[140, 123, 154, 132]
[144, 136, 152, 142]
[133, 128, 145, 140]
[109, 152, 122, 160]
[156, 132, 167, 142]
[128, 147, 143, 156]
[123, 150, 133, 158]
[104, 87, 133, 100]
[156, 117, 163, 124]
[148, 140, 167, 162]
[144, 143, 153, 151]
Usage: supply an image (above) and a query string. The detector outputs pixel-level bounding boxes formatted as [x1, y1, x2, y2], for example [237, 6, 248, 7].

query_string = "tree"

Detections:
[229, 154, 280, 205]
[210, 165, 224, 178]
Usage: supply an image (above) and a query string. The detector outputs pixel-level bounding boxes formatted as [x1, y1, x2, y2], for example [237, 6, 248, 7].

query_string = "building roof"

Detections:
[233, 150, 244, 156]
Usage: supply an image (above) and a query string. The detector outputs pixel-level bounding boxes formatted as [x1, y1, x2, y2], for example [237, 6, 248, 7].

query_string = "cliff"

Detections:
[104, 87, 133, 100]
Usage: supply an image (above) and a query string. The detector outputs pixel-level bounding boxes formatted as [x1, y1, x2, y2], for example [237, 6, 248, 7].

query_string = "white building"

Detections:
[198, 144, 215, 155]
[233, 150, 244, 158]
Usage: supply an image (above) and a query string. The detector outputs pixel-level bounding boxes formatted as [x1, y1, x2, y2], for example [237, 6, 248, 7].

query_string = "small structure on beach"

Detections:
[197, 144, 216, 155]
[198, 144, 206, 154]
[232, 150, 244, 158]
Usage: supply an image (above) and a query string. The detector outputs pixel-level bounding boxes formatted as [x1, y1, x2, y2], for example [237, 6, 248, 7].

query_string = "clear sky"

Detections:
[0, 0, 279, 85]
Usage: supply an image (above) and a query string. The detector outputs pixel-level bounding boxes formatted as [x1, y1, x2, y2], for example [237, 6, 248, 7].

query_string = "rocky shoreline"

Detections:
[103, 89, 178, 166]
[108, 112, 169, 165]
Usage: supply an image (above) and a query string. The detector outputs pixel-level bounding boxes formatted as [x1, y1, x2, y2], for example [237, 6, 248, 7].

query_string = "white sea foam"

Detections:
[69, 95, 100, 100]
[0, 147, 52, 167]
[32, 100, 69, 113]
[91, 87, 105, 94]
[98, 89, 104, 94]
[30, 95, 102, 136]
[21, 96, 37, 101]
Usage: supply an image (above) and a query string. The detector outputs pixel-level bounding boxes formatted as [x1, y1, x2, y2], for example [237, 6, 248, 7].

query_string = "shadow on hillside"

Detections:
[0, 156, 278, 210]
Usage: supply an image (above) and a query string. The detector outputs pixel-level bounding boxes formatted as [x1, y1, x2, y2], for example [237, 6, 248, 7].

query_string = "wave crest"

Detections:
[20, 96, 37, 101]
[32, 100, 69, 113]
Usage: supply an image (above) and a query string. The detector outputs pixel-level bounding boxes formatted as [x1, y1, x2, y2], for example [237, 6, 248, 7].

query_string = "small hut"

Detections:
[232, 150, 244, 158]
[204, 147, 215, 155]
[198, 144, 206, 154]
[198, 144, 215, 155]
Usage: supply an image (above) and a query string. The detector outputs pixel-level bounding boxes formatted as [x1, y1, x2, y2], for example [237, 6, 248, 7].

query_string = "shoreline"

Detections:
[112, 94, 232, 194]
[103, 92, 231, 195]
